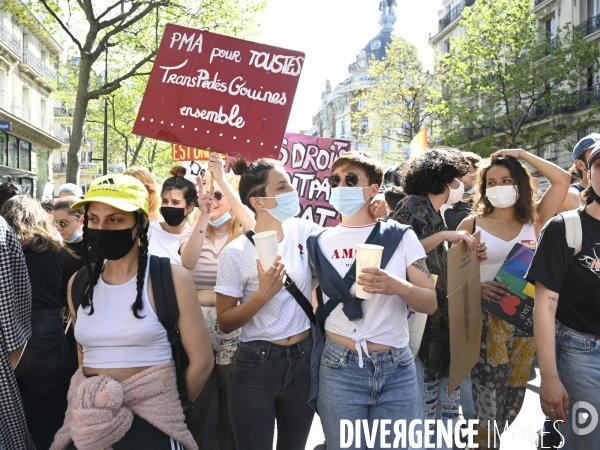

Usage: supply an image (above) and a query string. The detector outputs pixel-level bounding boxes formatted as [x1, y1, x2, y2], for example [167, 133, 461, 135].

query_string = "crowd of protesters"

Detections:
[0, 135, 598, 450]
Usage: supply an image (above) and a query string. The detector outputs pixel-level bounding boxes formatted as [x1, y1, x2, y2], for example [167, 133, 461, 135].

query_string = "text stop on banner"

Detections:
[133, 23, 305, 160]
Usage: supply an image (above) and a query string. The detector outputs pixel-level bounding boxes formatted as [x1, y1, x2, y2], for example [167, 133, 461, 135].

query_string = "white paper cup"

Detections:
[253, 230, 278, 271]
[355, 244, 384, 300]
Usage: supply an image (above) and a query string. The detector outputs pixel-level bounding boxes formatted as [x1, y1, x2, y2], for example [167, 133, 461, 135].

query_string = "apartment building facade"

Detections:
[430, 0, 600, 172]
[0, 0, 67, 198]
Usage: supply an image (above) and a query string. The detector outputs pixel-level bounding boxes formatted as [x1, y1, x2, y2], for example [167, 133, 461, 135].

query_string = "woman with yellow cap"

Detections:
[52, 174, 213, 450]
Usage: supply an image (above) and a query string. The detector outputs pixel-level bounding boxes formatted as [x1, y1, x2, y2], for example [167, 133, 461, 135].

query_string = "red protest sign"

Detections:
[133, 23, 304, 160]
[171, 144, 226, 162]
[279, 133, 351, 227]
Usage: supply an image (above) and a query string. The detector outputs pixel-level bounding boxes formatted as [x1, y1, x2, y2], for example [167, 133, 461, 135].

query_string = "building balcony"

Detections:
[20, 48, 58, 84]
[574, 13, 600, 38]
[437, 0, 475, 34]
[534, 0, 549, 6]
[460, 85, 600, 143]
[52, 162, 66, 173]
[53, 107, 74, 117]
[52, 124, 69, 143]
[0, 24, 21, 59]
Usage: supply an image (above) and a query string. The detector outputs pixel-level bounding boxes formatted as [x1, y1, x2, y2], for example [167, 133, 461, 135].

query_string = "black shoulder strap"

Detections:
[71, 265, 93, 314]
[149, 255, 192, 407]
[244, 231, 316, 325]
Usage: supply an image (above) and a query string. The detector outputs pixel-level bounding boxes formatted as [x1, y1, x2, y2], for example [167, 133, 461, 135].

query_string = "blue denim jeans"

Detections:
[555, 322, 600, 450]
[317, 338, 417, 450]
[228, 334, 314, 450]
[410, 357, 460, 450]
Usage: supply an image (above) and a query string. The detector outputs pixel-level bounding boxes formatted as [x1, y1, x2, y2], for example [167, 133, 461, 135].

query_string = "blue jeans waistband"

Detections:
[238, 333, 312, 358]
[556, 321, 600, 342]
[323, 336, 410, 364]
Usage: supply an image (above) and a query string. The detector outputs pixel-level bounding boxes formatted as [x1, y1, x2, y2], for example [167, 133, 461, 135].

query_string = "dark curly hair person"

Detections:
[392, 148, 486, 445]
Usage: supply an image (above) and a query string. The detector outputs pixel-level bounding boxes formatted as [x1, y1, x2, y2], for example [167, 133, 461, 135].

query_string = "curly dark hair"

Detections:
[400, 149, 470, 196]
[472, 157, 536, 224]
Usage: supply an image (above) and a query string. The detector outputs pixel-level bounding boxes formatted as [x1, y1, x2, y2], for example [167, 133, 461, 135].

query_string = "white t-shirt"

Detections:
[147, 220, 183, 265]
[215, 217, 319, 342]
[317, 223, 425, 358]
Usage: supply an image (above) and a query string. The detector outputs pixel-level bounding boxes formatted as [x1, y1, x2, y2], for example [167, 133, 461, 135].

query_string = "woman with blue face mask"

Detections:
[53, 198, 87, 273]
[215, 157, 318, 450]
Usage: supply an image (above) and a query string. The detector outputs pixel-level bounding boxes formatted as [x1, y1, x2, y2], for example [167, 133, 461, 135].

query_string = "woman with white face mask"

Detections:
[457, 149, 570, 448]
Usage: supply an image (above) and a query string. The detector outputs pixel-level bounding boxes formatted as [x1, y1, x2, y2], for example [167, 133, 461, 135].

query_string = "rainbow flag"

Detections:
[406, 126, 428, 160]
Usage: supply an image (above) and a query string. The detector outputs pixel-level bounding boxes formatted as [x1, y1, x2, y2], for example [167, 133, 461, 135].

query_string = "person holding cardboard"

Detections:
[526, 143, 600, 450]
[307, 152, 437, 449]
[393, 148, 483, 448]
[457, 149, 569, 448]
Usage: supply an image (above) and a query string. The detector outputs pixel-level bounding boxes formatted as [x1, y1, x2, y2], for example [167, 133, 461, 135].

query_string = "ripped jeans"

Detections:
[410, 357, 460, 450]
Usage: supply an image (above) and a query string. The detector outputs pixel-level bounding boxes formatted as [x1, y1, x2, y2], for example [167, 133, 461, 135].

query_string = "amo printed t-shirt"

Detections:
[317, 223, 426, 350]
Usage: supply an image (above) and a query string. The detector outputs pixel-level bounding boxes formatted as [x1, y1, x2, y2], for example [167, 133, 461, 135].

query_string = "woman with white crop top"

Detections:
[147, 166, 198, 265]
[53, 174, 213, 450]
[457, 149, 569, 448]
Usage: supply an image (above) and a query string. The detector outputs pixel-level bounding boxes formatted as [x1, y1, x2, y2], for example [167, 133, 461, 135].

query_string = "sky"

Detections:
[255, 0, 444, 133]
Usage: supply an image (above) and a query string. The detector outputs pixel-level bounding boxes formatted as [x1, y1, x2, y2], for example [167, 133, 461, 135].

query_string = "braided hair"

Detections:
[81, 206, 149, 318]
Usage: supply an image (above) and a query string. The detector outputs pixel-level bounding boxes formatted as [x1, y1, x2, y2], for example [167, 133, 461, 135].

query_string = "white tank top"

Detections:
[75, 263, 173, 369]
[477, 222, 537, 283]
[148, 220, 183, 265]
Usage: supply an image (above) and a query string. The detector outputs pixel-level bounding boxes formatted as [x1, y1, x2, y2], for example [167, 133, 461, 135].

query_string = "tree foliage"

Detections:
[437, 0, 600, 156]
[21, 0, 264, 182]
[351, 36, 438, 166]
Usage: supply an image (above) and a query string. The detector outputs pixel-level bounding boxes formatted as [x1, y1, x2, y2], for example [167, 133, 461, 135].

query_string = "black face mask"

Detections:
[85, 228, 137, 260]
[160, 207, 187, 226]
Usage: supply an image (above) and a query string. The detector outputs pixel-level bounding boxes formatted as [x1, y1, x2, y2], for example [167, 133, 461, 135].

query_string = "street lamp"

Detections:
[103, 43, 108, 175]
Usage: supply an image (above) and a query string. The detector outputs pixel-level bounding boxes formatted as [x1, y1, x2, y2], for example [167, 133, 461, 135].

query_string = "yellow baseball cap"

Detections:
[71, 174, 150, 214]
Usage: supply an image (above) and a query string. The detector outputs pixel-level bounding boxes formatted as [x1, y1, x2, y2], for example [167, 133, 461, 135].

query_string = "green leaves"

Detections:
[351, 36, 438, 166]
[38, 0, 265, 181]
[438, 0, 600, 155]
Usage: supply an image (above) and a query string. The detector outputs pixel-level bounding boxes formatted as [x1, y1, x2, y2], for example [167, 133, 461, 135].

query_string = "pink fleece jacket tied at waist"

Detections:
[51, 361, 197, 450]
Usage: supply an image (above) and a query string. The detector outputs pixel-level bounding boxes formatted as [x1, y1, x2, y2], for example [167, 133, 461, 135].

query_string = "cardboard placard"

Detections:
[447, 232, 482, 394]
[482, 244, 535, 333]
[133, 23, 304, 160]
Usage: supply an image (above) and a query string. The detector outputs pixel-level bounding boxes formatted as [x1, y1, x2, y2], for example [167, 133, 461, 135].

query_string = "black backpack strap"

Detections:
[244, 231, 316, 325]
[71, 265, 93, 316]
[149, 255, 193, 408]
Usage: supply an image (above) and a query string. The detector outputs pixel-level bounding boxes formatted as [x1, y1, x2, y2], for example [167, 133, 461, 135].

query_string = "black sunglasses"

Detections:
[329, 173, 368, 189]
[213, 191, 223, 201]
